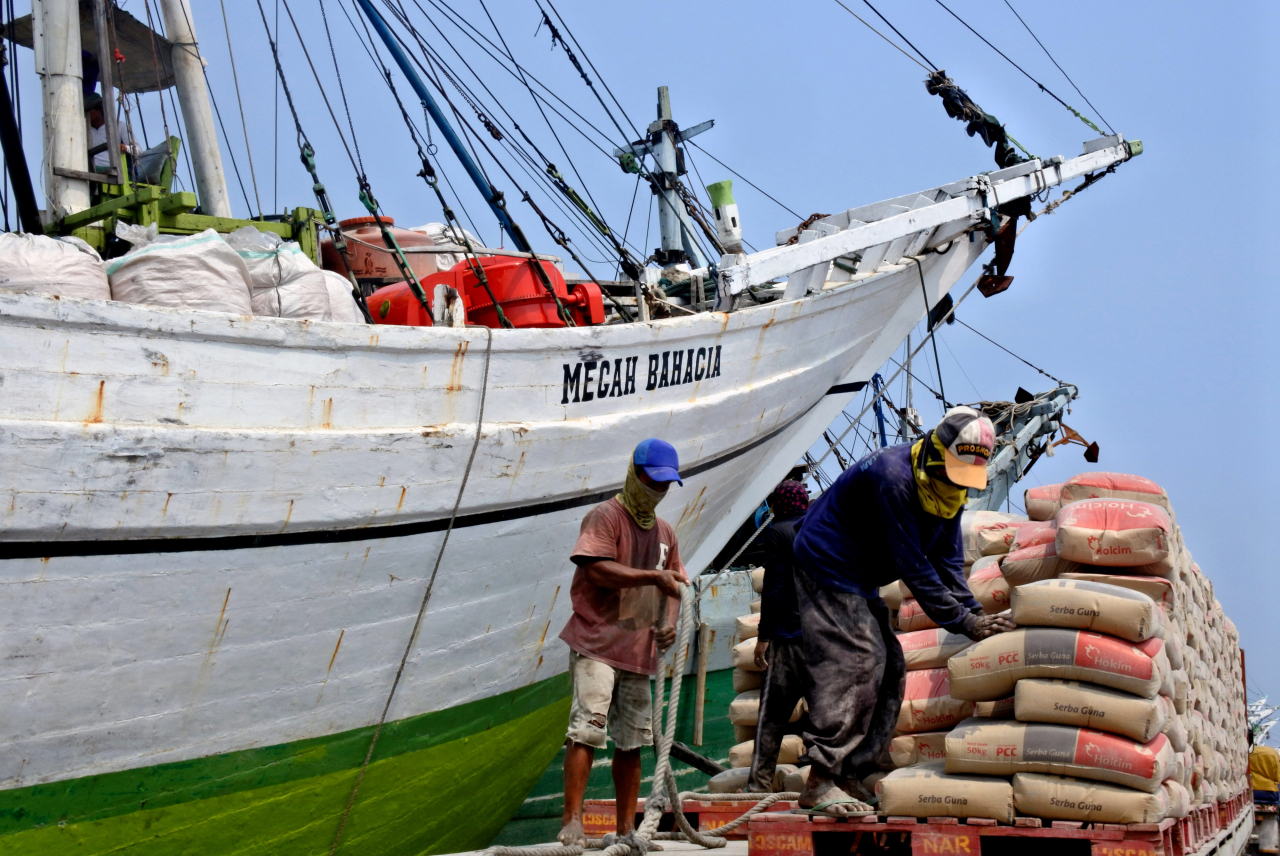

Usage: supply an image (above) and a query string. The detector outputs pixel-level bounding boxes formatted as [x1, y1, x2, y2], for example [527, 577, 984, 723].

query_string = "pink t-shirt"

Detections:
[559, 497, 687, 675]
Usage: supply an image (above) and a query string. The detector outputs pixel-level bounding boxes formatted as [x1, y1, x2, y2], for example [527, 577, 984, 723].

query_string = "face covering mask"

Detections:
[911, 430, 967, 519]
[616, 460, 667, 529]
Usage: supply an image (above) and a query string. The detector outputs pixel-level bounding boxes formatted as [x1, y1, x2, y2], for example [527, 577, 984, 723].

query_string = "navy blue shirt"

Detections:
[793, 444, 981, 636]
[758, 515, 803, 641]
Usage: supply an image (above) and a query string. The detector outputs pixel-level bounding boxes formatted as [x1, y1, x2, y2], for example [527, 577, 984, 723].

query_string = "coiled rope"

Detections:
[485, 573, 794, 856]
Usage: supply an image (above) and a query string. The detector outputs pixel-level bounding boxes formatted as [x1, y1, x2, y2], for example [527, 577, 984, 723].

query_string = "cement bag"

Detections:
[945, 719, 1175, 792]
[729, 734, 802, 768]
[948, 628, 1167, 700]
[0, 233, 110, 300]
[732, 638, 762, 671]
[727, 689, 804, 726]
[900, 628, 973, 671]
[890, 731, 949, 767]
[1013, 679, 1167, 742]
[750, 599, 761, 615]
[751, 567, 765, 593]
[733, 668, 762, 693]
[1010, 579, 1162, 642]
[734, 723, 755, 743]
[974, 697, 1016, 719]
[962, 510, 1025, 563]
[1026, 484, 1064, 521]
[1011, 521, 1057, 552]
[781, 766, 811, 793]
[736, 613, 760, 640]
[1060, 472, 1171, 512]
[107, 227, 253, 314]
[323, 271, 366, 323]
[1162, 700, 1188, 751]
[977, 519, 1024, 557]
[1163, 779, 1192, 818]
[898, 668, 975, 733]
[226, 227, 330, 320]
[1056, 499, 1172, 570]
[897, 598, 939, 632]
[1000, 541, 1078, 585]
[880, 580, 912, 611]
[968, 560, 1012, 613]
[1060, 572, 1176, 611]
[876, 762, 1014, 822]
[708, 767, 751, 793]
[1012, 773, 1168, 823]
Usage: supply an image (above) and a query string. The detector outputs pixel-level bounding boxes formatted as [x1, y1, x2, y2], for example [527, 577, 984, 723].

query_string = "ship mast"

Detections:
[34, 0, 91, 218]
[159, 0, 232, 217]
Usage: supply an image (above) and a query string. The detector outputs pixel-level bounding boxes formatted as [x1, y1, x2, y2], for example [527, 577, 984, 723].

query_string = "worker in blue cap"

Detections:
[558, 439, 688, 850]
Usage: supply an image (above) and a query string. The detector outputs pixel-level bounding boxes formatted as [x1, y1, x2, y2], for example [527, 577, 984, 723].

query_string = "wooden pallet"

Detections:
[747, 792, 1251, 856]
[582, 798, 797, 840]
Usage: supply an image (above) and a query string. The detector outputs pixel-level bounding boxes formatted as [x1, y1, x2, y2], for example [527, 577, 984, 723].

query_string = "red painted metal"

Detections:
[581, 798, 795, 840]
[746, 792, 1251, 856]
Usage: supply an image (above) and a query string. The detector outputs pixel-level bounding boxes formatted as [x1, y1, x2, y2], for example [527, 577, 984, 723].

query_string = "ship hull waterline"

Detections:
[0, 236, 986, 853]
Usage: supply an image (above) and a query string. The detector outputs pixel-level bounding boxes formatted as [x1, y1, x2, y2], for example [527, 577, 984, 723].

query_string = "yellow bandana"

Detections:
[911, 433, 967, 519]
[616, 460, 667, 530]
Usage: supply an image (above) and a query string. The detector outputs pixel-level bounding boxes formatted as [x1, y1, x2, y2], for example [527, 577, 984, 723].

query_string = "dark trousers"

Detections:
[748, 636, 806, 792]
[795, 568, 905, 781]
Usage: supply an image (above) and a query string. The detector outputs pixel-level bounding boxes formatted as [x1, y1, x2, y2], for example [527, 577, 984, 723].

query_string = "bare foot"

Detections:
[799, 769, 873, 816]
[557, 818, 585, 846]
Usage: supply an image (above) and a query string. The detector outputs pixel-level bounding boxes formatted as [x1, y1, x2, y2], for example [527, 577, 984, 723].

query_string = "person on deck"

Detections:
[790, 406, 1015, 816]
[85, 93, 137, 172]
[557, 439, 689, 851]
[747, 479, 811, 794]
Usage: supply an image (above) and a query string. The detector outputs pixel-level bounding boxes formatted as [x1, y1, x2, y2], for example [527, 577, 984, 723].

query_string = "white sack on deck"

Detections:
[107, 226, 253, 314]
[0, 233, 111, 300]
[324, 271, 366, 323]
[226, 226, 331, 321]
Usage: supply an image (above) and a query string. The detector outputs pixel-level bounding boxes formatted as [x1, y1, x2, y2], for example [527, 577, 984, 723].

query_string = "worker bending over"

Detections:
[557, 439, 688, 850]
[747, 480, 811, 793]
[792, 407, 1015, 816]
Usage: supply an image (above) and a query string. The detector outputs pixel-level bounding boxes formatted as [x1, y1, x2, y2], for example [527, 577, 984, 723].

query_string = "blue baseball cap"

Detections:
[633, 438, 683, 486]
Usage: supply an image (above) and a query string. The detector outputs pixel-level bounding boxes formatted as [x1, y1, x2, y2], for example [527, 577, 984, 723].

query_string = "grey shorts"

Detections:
[565, 650, 654, 751]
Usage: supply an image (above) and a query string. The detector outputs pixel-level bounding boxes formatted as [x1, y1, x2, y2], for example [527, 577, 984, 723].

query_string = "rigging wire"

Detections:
[829, 0, 931, 71]
[687, 140, 801, 220]
[317, 0, 366, 173]
[1000, 0, 1114, 135]
[217, 0, 263, 215]
[166, 0, 255, 214]
[930, 0, 1105, 135]
[913, 259, 948, 411]
[953, 318, 1067, 386]
[538, 0, 642, 142]
[380, 0, 618, 260]
[857, 0, 939, 70]
[277, 0, 362, 173]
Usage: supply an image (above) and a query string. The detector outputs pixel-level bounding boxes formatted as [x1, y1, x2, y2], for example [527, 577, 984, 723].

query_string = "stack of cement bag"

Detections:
[934, 471, 1247, 823]
[876, 627, 1019, 822]
[721, 567, 807, 789]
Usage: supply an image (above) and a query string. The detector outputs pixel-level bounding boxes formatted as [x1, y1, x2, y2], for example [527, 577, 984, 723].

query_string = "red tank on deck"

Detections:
[320, 216, 439, 284]
[368, 256, 604, 329]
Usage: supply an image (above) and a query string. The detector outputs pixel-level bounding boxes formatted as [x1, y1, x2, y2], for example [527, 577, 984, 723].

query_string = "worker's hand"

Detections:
[654, 623, 676, 653]
[651, 568, 688, 599]
[971, 613, 1017, 640]
[753, 639, 770, 670]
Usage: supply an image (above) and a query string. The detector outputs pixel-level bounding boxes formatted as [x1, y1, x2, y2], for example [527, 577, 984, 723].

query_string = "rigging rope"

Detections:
[1000, 0, 1113, 135]
[330, 327, 494, 855]
[954, 318, 1067, 386]
[217, 0, 262, 216]
[829, 0, 930, 71]
[930, 0, 1104, 135]
[686, 141, 801, 220]
[912, 258, 949, 411]
[857, 0, 939, 70]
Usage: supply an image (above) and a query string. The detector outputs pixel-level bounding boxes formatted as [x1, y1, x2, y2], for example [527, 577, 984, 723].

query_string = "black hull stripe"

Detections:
[0, 404, 820, 560]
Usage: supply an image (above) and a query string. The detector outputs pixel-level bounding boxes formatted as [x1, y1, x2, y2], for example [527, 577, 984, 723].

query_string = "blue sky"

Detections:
[6, 0, 1280, 706]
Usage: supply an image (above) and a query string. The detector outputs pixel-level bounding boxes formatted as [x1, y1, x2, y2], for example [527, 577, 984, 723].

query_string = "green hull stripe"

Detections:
[0, 673, 569, 838]
[0, 693, 572, 855]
